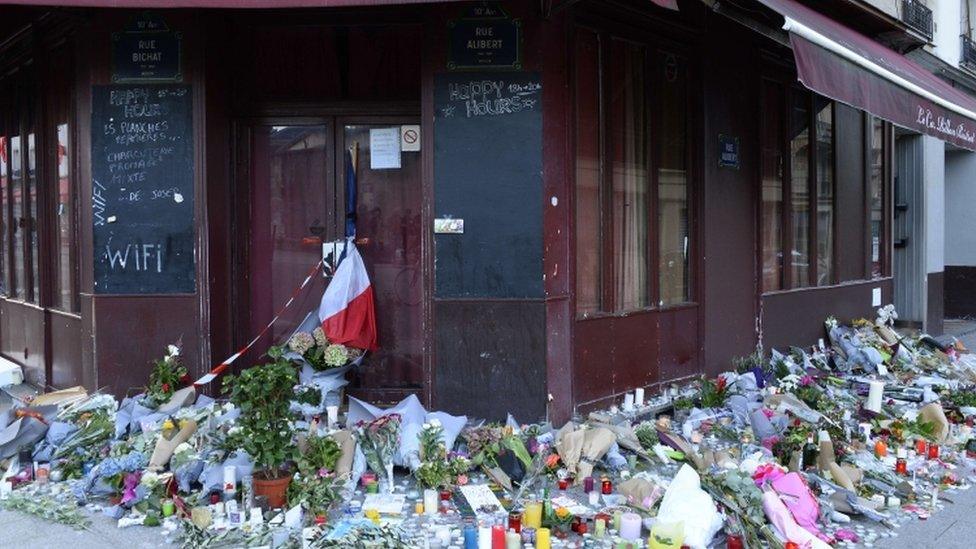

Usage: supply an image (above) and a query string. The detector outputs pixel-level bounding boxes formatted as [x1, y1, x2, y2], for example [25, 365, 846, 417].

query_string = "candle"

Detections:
[866, 380, 885, 413]
[915, 438, 927, 455]
[508, 511, 522, 533]
[223, 465, 236, 497]
[928, 443, 940, 460]
[583, 476, 594, 493]
[492, 525, 506, 549]
[436, 526, 451, 546]
[523, 502, 543, 529]
[415, 502, 425, 514]
[558, 477, 570, 490]
[424, 489, 439, 516]
[635, 388, 645, 407]
[602, 478, 613, 495]
[613, 510, 622, 531]
[326, 405, 339, 428]
[361, 472, 377, 486]
[874, 439, 887, 458]
[536, 528, 551, 549]
[595, 518, 606, 538]
[464, 526, 480, 549]
[479, 526, 492, 549]
[623, 393, 635, 411]
[366, 480, 379, 494]
[589, 491, 599, 506]
[620, 512, 642, 540]
[162, 499, 175, 517]
[505, 529, 521, 549]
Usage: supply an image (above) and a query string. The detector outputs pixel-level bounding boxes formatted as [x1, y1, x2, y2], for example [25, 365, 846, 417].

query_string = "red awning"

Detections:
[756, 0, 976, 152]
[0, 0, 454, 6]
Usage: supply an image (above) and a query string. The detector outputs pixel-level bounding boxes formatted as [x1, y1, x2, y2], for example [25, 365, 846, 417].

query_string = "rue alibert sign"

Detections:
[112, 12, 182, 83]
[448, 5, 521, 70]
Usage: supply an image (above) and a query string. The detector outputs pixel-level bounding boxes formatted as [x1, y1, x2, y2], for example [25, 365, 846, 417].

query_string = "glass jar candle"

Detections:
[601, 478, 613, 495]
[928, 443, 940, 460]
[508, 511, 522, 533]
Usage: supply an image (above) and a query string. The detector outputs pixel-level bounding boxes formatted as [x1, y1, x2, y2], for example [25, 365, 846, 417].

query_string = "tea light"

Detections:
[619, 512, 642, 541]
[634, 388, 645, 407]
[326, 405, 339, 429]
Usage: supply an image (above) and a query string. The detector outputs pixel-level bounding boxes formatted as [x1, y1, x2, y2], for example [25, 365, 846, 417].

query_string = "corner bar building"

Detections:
[0, 0, 972, 423]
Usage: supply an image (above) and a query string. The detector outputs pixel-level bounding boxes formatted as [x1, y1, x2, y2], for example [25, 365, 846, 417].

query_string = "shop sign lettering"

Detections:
[442, 79, 541, 119]
[916, 105, 976, 145]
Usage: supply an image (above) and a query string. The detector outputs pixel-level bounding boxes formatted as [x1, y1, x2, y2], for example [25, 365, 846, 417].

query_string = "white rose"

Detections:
[167, 344, 180, 357]
[428, 418, 442, 428]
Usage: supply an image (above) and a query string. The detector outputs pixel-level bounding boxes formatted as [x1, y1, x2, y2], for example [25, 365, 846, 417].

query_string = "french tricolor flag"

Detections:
[318, 241, 378, 351]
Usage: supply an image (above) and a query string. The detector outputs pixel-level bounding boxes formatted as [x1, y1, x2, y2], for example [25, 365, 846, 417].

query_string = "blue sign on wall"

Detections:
[719, 134, 740, 169]
[112, 13, 182, 82]
[448, 6, 521, 70]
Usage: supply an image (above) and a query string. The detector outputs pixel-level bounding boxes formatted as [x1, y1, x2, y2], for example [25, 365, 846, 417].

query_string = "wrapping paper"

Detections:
[770, 472, 828, 542]
[762, 489, 832, 549]
[655, 465, 722, 549]
[576, 427, 615, 482]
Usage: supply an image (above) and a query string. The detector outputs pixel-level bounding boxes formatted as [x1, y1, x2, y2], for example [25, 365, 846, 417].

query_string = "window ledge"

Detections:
[761, 276, 893, 298]
[576, 301, 699, 321]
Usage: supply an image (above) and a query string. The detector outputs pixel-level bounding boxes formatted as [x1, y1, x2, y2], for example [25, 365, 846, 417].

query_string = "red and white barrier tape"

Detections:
[193, 259, 324, 386]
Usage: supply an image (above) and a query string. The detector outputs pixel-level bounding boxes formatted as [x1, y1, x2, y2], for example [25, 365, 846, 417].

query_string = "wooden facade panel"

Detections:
[658, 306, 699, 381]
[92, 296, 201, 397]
[761, 278, 894, 350]
[433, 300, 547, 421]
[0, 300, 45, 385]
[49, 312, 82, 388]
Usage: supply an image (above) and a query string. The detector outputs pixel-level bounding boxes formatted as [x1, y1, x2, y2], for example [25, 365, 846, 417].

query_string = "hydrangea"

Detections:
[323, 344, 350, 368]
[312, 327, 329, 348]
[289, 332, 315, 355]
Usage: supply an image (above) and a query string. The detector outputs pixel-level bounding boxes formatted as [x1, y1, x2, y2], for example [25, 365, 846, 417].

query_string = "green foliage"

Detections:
[222, 346, 299, 478]
[299, 434, 342, 473]
[943, 388, 976, 409]
[732, 349, 764, 374]
[0, 489, 91, 530]
[699, 376, 729, 409]
[634, 422, 658, 451]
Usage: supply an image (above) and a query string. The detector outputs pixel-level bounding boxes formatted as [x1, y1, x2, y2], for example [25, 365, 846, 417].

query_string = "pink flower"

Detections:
[800, 375, 814, 387]
[456, 474, 469, 486]
[761, 408, 775, 419]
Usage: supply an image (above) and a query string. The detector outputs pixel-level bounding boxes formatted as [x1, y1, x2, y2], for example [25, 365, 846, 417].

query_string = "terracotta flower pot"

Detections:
[253, 471, 292, 509]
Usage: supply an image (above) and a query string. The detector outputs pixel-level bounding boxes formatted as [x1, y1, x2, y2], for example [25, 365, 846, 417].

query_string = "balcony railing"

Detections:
[901, 0, 934, 41]
[963, 35, 976, 71]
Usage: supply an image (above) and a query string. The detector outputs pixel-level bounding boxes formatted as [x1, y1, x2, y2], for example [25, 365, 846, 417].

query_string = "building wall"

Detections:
[944, 149, 976, 317]
[930, 0, 963, 64]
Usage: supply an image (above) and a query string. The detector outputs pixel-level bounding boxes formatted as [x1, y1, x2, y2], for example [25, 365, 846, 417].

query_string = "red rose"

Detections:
[162, 383, 170, 392]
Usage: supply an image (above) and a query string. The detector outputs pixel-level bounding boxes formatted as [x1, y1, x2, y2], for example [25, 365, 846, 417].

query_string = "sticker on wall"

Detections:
[401, 125, 421, 152]
[434, 218, 464, 234]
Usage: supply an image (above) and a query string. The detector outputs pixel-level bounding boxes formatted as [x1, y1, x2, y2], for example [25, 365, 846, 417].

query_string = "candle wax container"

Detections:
[535, 528, 551, 549]
[915, 438, 928, 455]
[602, 479, 613, 495]
[583, 476, 595, 493]
[523, 502, 543, 529]
[928, 443, 940, 460]
[558, 477, 570, 491]
[492, 524, 506, 549]
[508, 511, 522, 533]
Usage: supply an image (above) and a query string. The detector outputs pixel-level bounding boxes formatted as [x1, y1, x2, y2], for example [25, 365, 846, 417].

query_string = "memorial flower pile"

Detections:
[7, 306, 976, 549]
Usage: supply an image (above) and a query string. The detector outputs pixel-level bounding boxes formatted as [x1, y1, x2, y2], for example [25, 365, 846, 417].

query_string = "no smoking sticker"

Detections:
[400, 125, 421, 152]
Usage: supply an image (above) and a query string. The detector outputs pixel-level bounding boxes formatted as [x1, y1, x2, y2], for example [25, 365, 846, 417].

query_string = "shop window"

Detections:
[610, 39, 649, 312]
[790, 89, 811, 287]
[814, 98, 834, 286]
[868, 116, 887, 278]
[657, 51, 690, 307]
[50, 43, 79, 313]
[573, 28, 696, 316]
[11, 133, 23, 300]
[574, 29, 602, 315]
[760, 80, 784, 291]
[27, 130, 38, 304]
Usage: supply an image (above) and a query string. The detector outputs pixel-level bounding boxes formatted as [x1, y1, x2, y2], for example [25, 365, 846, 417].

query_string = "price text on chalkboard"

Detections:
[91, 84, 195, 294]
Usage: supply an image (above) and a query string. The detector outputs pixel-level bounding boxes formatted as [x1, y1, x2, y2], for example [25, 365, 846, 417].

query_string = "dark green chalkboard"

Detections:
[91, 84, 195, 294]
[433, 72, 542, 298]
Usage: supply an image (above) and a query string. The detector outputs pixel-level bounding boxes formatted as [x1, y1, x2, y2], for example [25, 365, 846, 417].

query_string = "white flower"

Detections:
[428, 418, 442, 428]
[140, 471, 161, 488]
[174, 442, 193, 455]
[167, 344, 180, 358]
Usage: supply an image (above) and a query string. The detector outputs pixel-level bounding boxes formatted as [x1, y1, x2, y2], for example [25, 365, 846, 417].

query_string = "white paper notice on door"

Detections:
[369, 127, 401, 170]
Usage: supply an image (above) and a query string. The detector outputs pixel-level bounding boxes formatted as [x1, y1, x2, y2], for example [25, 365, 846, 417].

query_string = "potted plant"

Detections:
[222, 346, 299, 508]
[288, 433, 345, 524]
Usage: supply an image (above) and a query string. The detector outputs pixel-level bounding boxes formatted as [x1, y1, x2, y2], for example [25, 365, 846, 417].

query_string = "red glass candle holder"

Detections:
[557, 477, 570, 491]
[928, 443, 940, 460]
[508, 511, 522, 533]
[896, 458, 907, 475]
[726, 534, 744, 549]
[601, 478, 613, 495]
[915, 439, 927, 455]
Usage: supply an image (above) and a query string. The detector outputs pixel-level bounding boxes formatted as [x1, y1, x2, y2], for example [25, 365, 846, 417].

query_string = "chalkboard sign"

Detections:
[434, 72, 542, 298]
[91, 84, 195, 294]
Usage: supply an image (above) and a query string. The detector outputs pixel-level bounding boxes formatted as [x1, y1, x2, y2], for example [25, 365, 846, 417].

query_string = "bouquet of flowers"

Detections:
[288, 328, 362, 372]
[414, 419, 470, 489]
[145, 344, 187, 409]
[356, 414, 402, 492]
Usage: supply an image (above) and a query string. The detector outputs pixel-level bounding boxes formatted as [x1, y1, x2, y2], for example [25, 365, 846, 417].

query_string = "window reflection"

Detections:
[657, 51, 690, 307]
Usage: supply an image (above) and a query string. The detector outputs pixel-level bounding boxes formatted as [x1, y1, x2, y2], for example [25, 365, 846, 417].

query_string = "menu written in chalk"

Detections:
[91, 84, 195, 294]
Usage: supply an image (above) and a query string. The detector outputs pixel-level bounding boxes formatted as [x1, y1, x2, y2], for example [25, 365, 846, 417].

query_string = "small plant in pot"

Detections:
[222, 346, 299, 508]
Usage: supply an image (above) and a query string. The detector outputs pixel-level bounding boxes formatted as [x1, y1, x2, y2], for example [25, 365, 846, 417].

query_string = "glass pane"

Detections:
[0, 134, 7, 295]
[610, 39, 648, 311]
[342, 124, 423, 390]
[11, 134, 23, 299]
[54, 123, 75, 311]
[761, 81, 784, 292]
[657, 51, 690, 307]
[28, 131, 38, 303]
[575, 29, 602, 315]
[815, 98, 833, 286]
[249, 125, 333, 347]
[869, 117, 884, 278]
[790, 90, 810, 288]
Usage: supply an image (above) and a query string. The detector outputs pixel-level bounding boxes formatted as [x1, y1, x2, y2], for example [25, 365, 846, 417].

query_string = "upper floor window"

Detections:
[574, 27, 695, 316]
